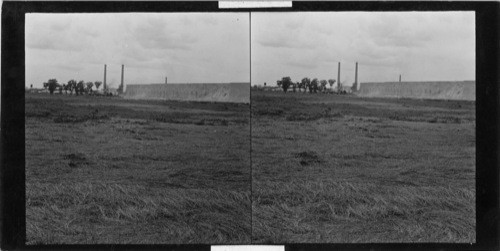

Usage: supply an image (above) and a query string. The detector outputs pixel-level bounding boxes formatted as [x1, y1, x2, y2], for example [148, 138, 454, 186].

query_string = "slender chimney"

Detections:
[337, 62, 341, 93]
[165, 77, 168, 84]
[355, 62, 358, 86]
[103, 64, 107, 90]
[120, 64, 124, 93]
[399, 74, 401, 82]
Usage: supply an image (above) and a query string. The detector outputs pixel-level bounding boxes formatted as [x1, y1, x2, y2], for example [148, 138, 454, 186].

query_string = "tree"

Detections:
[76, 80, 85, 96]
[86, 82, 94, 94]
[311, 78, 319, 93]
[43, 82, 49, 90]
[67, 80, 77, 95]
[328, 79, 336, 89]
[281, 76, 292, 93]
[94, 81, 102, 90]
[47, 79, 58, 94]
[320, 80, 328, 93]
[58, 84, 63, 94]
[301, 77, 310, 93]
[297, 80, 304, 92]
[277, 80, 282, 88]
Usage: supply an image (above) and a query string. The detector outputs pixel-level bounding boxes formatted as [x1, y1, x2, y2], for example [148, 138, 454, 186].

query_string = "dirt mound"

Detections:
[124, 83, 249, 103]
[294, 151, 323, 166]
[358, 81, 475, 101]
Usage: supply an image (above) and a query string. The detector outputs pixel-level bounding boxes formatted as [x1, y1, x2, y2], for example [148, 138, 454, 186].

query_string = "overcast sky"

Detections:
[26, 13, 250, 88]
[26, 12, 475, 89]
[251, 12, 475, 87]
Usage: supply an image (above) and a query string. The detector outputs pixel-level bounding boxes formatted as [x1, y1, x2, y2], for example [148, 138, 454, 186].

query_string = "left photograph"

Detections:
[25, 13, 251, 244]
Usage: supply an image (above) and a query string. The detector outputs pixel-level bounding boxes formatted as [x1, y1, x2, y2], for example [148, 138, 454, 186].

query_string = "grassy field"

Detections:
[26, 91, 476, 244]
[25, 93, 251, 244]
[251, 90, 475, 243]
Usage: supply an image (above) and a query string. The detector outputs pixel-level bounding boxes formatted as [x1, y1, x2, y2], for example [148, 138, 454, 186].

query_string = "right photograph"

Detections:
[250, 12, 476, 243]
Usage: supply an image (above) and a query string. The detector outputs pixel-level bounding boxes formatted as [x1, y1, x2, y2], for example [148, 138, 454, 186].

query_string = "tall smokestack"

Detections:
[337, 62, 341, 93]
[355, 62, 358, 86]
[165, 77, 168, 84]
[120, 64, 124, 93]
[103, 64, 107, 90]
[399, 74, 401, 82]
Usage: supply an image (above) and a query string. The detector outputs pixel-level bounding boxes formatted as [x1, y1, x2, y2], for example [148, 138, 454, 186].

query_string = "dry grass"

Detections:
[25, 91, 476, 244]
[251, 90, 475, 243]
[25, 93, 251, 244]
[27, 182, 250, 244]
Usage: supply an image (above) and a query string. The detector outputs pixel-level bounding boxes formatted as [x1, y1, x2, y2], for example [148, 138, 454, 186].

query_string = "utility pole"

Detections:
[103, 64, 107, 90]
[337, 62, 341, 93]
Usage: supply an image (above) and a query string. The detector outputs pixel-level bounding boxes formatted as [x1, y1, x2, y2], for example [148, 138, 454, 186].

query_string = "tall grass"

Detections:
[253, 180, 475, 243]
[251, 90, 475, 243]
[25, 94, 251, 244]
[27, 182, 251, 244]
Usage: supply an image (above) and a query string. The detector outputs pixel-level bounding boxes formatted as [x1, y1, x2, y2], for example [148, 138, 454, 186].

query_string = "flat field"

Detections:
[25, 93, 250, 244]
[251, 90, 475, 243]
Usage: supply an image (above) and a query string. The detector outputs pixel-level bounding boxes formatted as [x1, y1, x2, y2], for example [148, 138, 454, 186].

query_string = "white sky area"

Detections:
[251, 12, 475, 87]
[26, 13, 250, 88]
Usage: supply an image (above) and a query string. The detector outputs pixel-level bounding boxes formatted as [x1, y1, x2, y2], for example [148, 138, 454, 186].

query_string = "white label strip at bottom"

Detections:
[212, 245, 285, 251]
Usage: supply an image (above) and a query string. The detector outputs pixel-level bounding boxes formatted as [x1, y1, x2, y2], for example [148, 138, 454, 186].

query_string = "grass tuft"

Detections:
[27, 182, 251, 244]
[253, 180, 475, 243]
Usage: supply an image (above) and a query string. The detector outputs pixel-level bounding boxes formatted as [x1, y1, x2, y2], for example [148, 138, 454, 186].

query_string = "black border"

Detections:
[2, 1, 499, 250]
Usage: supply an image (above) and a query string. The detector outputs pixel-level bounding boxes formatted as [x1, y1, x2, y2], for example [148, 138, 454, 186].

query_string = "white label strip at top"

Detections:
[219, 1, 292, 9]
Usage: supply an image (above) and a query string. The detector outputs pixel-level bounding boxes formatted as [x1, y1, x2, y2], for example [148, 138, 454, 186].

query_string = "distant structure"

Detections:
[118, 64, 124, 94]
[125, 82, 250, 103]
[337, 62, 341, 93]
[351, 62, 358, 92]
[358, 81, 475, 101]
[165, 77, 168, 84]
[103, 64, 107, 90]
[354, 62, 358, 91]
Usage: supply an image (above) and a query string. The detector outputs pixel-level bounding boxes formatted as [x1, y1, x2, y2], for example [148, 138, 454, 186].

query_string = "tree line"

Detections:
[275, 77, 341, 94]
[42, 79, 104, 95]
